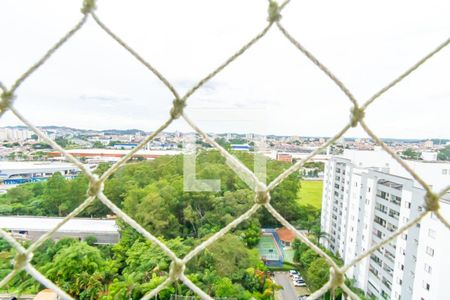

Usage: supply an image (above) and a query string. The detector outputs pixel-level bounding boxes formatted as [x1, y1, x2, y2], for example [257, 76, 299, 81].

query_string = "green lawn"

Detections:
[298, 180, 323, 209]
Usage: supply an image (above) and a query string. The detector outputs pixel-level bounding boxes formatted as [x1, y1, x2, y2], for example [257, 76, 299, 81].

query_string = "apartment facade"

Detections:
[321, 149, 450, 300]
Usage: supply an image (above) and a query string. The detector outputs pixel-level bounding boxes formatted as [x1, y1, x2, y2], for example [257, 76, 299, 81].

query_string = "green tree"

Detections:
[31, 151, 47, 160]
[192, 235, 259, 281]
[213, 277, 251, 299]
[438, 146, 450, 161]
[55, 137, 70, 148]
[306, 258, 329, 291]
[42, 242, 106, 298]
[6, 152, 16, 160]
[44, 172, 70, 216]
[215, 138, 230, 150]
[85, 236, 98, 246]
[93, 141, 105, 148]
[242, 223, 261, 248]
[401, 148, 420, 160]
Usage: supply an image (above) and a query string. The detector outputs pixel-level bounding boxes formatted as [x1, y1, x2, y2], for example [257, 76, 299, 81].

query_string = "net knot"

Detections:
[425, 192, 439, 211]
[170, 98, 186, 119]
[330, 267, 344, 288]
[169, 260, 185, 281]
[267, 1, 282, 23]
[81, 0, 96, 14]
[350, 106, 365, 127]
[87, 175, 103, 197]
[255, 191, 270, 205]
[14, 252, 32, 270]
[0, 91, 15, 114]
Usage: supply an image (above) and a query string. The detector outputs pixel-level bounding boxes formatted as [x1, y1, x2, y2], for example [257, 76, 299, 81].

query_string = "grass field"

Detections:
[298, 180, 323, 209]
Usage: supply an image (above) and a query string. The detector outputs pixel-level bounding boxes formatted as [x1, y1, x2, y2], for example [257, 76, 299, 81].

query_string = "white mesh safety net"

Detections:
[0, 1, 449, 299]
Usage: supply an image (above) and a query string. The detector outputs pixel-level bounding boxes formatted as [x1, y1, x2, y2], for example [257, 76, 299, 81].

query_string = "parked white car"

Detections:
[292, 274, 304, 281]
[293, 279, 307, 287]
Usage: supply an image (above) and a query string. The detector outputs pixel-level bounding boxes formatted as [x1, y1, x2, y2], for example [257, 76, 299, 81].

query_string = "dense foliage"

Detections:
[438, 146, 450, 161]
[292, 240, 373, 300]
[0, 150, 303, 299]
[400, 148, 420, 160]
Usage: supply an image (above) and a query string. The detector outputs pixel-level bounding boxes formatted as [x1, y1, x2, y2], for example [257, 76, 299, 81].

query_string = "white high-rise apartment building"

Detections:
[321, 148, 450, 300]
[0, 127, 33, 141]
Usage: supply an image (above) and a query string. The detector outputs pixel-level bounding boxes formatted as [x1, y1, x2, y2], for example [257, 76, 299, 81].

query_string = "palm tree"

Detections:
[310, 227, 331, 245]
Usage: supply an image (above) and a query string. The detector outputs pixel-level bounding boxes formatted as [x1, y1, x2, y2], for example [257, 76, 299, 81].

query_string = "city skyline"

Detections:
[2, 124, 450, 142]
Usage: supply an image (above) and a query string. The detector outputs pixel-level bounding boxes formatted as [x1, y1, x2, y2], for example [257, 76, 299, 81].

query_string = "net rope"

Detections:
[0, 0, 449, 299]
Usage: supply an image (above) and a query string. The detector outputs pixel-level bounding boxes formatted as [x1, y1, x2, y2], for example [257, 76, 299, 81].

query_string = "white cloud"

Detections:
[1, 0, 449, 138]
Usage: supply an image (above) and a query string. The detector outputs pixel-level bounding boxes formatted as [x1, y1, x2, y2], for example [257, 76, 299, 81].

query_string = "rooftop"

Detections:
[0, 216, 119, 234]
[338, 149, 450, 191]
[49, 148, 181, 156]
[276, 227, 296, 243]
[0, 161, 79, 171]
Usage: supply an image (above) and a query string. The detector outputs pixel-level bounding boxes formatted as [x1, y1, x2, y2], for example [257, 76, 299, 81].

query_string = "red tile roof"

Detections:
[276, 227, 296, 242]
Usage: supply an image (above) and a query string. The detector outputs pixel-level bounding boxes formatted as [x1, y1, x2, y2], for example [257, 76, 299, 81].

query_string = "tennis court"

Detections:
[258, 234, 283, 265]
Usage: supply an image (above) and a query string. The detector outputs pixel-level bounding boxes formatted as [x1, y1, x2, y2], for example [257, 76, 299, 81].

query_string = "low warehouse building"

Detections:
[0, 216, 120, 244]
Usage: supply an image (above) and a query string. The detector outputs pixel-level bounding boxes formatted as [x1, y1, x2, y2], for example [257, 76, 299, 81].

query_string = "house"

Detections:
[276, 227, 296, 247]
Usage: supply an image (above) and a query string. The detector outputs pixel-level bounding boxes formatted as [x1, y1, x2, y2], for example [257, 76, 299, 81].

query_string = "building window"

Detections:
[424, 263, 432, 274]
[422, 281, 430, 291]
[426, 246, 434, 257]
[401, 233, 407, 240]
[428, 229, 436, 239]
[404, 201, 411, 209]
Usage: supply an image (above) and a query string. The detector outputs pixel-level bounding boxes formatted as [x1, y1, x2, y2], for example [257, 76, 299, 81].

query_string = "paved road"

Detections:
[274, 272, 297, 300]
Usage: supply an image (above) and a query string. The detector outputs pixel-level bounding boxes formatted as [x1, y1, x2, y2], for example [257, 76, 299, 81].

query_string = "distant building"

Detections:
[113, 143, 138, 150]
[0, 216, 120, 244]
[230, 144, 250, 151]
[276, 227, 295, 247]
[321, 149, 450, 300]
[145, 141, 178, 150]
[276, 153, 293, 163]
[421, 151, 438, 161]
[423, 140, 434, 149]
[0, 128, 33, 141]
[0, 161, 87, 184]
[48, 149, 181, 162]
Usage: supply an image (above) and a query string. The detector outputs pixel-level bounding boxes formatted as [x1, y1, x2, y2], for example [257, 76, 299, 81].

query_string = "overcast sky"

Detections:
[1, 0, 449, 139]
